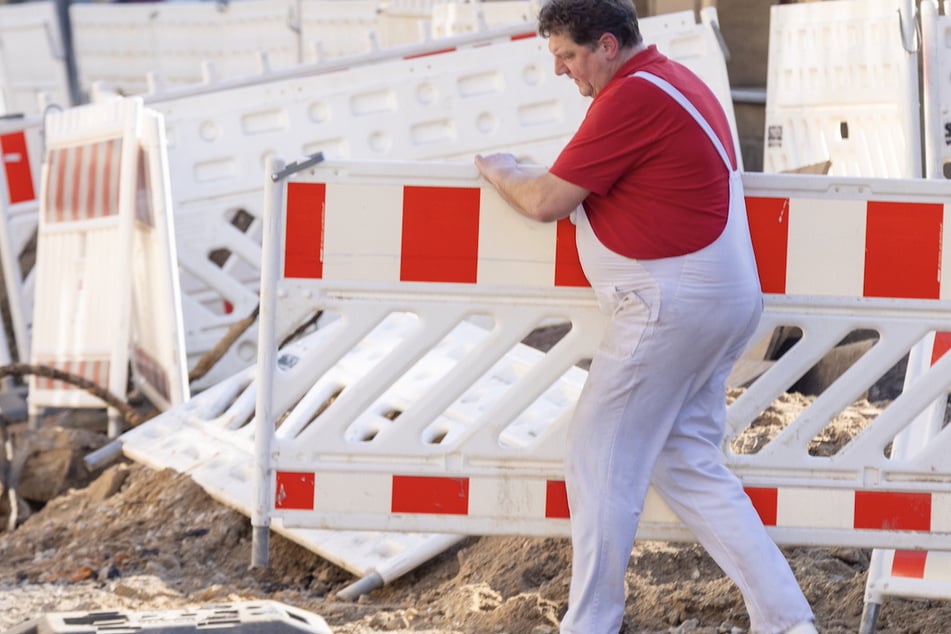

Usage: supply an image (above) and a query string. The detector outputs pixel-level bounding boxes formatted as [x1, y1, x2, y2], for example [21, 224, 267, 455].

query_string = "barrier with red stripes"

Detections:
[0, 117, 44, 367]
[249, 159, 951, 552]
[860, 327, 951, 629]
[28, 97, 188, 430]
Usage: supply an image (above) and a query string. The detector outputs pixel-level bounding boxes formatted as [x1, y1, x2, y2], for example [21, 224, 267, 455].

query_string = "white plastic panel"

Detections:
[764, 0, 921, 177]
[71, 0, 301, 97]
[129, 108, 190, 411]
[29, 97, 188, 416]
[0, 0, 70, 114]
[29, 99, 140, 411]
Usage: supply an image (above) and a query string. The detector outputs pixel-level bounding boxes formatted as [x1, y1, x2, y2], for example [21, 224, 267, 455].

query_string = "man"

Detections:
[474, 1, 818, 633]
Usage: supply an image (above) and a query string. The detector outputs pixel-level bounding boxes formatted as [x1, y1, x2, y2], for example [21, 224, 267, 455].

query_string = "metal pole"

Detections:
[250, 151, 324, 569]
[250, 156, 285, 569]
[54, 0, 82, 105]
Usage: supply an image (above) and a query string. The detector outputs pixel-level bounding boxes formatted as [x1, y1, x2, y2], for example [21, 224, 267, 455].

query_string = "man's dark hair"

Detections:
[537, 0, 643, 49]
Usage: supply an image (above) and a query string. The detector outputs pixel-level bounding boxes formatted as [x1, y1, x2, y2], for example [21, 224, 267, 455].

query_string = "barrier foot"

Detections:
[336, 571, 384, 600]
[251, 524, 270, 568]
[84, 440, 123, 471]
[107, 410, 123, 438]
[859, 601, 881, 634]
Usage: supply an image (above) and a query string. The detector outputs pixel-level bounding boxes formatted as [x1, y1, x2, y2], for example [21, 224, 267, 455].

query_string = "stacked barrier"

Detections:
[29, 97, 188, 434]
[109, 9, 734, 391]
[763, 0, 920, 177]
[68, 0, 537, 98]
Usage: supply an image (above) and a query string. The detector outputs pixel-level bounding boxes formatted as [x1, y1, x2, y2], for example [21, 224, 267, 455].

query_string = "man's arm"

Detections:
[475, 153, 589, 222]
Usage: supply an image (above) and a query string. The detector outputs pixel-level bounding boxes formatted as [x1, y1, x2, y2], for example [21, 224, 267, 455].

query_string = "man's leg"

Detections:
[651, 357, 815, 633]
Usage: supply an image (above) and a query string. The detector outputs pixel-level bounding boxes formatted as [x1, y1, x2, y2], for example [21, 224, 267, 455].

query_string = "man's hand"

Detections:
[473, 153, 589, 223]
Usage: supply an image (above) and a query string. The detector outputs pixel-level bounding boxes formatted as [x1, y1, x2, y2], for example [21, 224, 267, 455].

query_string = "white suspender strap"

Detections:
[629, 70, 734, 172]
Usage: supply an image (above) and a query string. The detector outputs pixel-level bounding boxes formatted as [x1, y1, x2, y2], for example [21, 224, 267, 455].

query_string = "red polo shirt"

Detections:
[550, 45, 735, 259]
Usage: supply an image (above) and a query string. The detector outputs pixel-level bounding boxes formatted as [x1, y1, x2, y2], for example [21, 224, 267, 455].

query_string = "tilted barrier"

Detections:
[0, 115, 44, 368]
[97, 10, 733, 391]
[69, 0, 537, 98]
[29, 97, 187, 433]
[251, 160, 951, 557]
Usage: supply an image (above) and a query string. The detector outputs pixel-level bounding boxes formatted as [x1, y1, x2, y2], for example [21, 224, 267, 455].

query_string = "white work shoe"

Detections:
[784, 622, 819, 634]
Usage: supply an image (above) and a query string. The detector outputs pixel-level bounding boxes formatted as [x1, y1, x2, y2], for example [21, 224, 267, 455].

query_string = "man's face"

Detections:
[548, 32, 608, 98]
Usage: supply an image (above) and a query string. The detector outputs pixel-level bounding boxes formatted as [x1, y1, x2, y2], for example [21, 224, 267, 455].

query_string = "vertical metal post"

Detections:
[250, 156, 286, 569]
[54, 0, 82, 105]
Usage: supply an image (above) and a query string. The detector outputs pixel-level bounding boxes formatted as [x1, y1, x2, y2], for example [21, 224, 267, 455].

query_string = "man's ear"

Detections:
[598, 34, 620, 58]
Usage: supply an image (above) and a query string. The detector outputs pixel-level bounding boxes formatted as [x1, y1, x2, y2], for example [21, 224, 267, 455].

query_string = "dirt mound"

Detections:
[1, 402, 950, 633]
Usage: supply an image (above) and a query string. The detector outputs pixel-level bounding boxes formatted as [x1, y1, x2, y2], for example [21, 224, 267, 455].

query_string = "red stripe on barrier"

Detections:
[400, 186, 479, 283]
[70, 145, 83, 221]
[102, 139, 117, 217]
[50, 147, 67, 222]
[391, 475, 469, 515]
[554, 217, 588, 287]
[0, 131, 35, 204]
[744, 487, 778, 526]
[86, 141, 99, 218]
[275, 471, 315, 510]
[545, 480, 570, 519]
[284, 182, 325, 279]
[746, 196, 789, 294]
[854, 491, 931, 531]
[135, 148, 153, 226]
[932, 332, 951, 365]
[511, 32, 537, 41]
[404, 47, 457, 60]
[891, 549, 928, 578]
[864, 201, 942, 300]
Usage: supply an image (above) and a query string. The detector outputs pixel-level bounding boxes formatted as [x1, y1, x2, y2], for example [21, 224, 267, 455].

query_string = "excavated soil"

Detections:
[1, 394, 949, 634]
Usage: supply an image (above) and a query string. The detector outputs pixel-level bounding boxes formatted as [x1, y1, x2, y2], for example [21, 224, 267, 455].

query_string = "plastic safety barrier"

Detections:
[763, 0, 921, 177]
[29, 97, 187, 432]
[860, 331, 951, 631]
[0, 115, 44, 368]
[766, 1, 951, 623]
[97, 10, 733, 391]
[252, 159, 951, 553]
[69, 0, 536, 98]
[0, 0, 71, 115]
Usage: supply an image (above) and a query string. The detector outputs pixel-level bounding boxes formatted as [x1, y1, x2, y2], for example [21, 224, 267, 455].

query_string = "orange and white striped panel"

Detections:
[43, 138, 122, 223]
[30, 355, 111, 392]
[283, 181, 588, 289]
[274, 469, 951, 537]
[747, 195, 948, 300]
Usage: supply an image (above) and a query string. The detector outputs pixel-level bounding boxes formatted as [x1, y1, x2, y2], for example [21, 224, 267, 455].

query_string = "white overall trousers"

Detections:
[560, 71, 815, 634]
